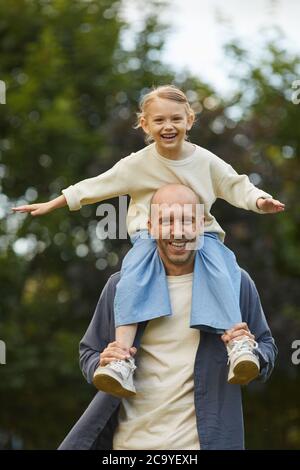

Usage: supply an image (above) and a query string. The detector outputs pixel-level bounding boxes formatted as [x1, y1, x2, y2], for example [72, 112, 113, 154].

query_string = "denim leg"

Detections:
[114, 231, 173, 327]
[190, 233, 242, 333]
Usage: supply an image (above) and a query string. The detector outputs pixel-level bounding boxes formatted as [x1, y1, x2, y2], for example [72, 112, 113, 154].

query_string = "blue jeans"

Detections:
[114, 231, 242, 333]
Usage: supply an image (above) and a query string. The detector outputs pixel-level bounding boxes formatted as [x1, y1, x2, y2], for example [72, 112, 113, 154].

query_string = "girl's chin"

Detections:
[157, 137, 183, 146]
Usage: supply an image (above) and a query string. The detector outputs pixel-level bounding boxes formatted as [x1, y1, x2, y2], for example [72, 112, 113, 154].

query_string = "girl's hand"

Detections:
[11, 201, 53, 216]
[256, 197, 285, 213]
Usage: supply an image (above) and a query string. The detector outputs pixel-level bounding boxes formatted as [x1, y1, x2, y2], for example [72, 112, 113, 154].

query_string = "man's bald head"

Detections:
[150, 184, 200, 209]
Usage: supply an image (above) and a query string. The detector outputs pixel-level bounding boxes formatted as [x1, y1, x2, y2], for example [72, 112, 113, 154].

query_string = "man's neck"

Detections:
[164, 260, 194, 276]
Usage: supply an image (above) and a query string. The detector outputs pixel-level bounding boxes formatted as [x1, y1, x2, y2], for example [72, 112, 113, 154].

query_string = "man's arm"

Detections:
[79, 273, 120, 384]
[239, 269, 278, 382]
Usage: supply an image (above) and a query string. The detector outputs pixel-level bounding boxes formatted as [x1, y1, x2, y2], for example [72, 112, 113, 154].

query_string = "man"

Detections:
[59, 184, 277, 450]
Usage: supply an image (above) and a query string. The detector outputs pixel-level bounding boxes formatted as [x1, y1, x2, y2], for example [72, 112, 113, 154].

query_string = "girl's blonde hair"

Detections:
[134, 84, 196, 144]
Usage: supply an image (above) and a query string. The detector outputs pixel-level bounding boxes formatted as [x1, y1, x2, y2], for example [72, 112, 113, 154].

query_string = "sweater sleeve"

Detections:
[62, 157, 130, 211]
[212, 157, 273, 213]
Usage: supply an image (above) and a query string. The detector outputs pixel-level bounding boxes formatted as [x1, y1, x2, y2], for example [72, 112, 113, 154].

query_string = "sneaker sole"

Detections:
[93, 371, 136, 398]
[228, 359, 260, 385]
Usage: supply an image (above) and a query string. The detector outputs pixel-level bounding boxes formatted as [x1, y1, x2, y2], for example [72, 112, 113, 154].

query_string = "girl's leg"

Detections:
[190, 233, 259, 384]
[114, 231, 172, 328]
[190, 232, 242, 332]
[93, 230, 172, 398]
[115, 324, 138, 353]
[93, 323, 138, 397]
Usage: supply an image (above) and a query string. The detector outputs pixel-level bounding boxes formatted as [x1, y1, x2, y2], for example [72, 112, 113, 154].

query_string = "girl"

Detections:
[12, 85, 284, 398]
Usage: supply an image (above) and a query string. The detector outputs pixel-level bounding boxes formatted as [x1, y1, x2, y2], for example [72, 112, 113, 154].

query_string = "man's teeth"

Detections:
[170, 241, 186, 247]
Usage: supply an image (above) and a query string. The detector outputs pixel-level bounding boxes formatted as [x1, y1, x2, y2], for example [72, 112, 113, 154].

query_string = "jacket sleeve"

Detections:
[212, 156, 273, 214]
[79, 274, 119, 384]
[240, 270, 278, 383]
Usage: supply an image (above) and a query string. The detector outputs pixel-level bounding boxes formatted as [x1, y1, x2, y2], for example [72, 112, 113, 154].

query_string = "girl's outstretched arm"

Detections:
[211, 154, 285, 214]
[11, 194, 67, 216]
[12, 155, 131, 217]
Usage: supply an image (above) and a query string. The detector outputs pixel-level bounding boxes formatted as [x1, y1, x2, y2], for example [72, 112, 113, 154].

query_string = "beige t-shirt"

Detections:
[62, 142, 272, 241]
[112, 272, 200, 450]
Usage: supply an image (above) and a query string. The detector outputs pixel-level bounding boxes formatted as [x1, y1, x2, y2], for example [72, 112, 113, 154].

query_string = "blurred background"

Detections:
[0, 0, 299, 450]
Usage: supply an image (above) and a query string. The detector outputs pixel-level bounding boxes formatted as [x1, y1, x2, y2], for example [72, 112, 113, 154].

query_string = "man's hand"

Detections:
[221, 322, 255, 345]
[99, 341, 137, 367]
[11, 201, 53, 216]
[256, 197, 285, 213]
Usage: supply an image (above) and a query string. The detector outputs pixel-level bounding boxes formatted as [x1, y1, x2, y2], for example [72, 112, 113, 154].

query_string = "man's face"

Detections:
[149, 202, 204, 268]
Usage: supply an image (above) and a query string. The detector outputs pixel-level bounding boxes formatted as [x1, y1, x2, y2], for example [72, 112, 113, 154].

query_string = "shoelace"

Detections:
[227, 337, 258, 365]
[109, 358, 137, 379]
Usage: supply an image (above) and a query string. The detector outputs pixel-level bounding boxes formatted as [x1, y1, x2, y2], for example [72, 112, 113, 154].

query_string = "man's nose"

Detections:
[171, 222, 184, 239]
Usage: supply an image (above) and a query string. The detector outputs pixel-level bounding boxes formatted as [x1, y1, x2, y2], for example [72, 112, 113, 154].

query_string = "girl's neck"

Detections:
[155, 141, 195, 160]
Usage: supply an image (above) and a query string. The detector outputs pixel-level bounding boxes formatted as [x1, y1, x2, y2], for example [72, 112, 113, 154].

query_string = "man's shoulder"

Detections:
[104, 269, 258, 310]
[239, 268, 259, 308]
[105, 271, 121, 293]
[240, 268, 254, 286]
[107, 269, 255, 293]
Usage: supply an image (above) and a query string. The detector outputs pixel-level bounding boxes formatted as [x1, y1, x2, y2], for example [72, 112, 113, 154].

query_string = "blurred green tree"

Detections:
[0, 0, 176, 449]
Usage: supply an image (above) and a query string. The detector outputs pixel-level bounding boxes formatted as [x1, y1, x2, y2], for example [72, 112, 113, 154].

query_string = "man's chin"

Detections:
[158, 240, 197, 266]
[167, 251, 193, 265]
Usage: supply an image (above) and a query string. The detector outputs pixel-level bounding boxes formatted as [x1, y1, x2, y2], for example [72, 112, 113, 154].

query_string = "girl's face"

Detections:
[140, 97, 194, 151]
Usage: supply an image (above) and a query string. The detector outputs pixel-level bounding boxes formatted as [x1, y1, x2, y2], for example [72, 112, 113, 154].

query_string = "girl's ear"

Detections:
[187, 113, 195, 130]
[140, 116, 150, 134]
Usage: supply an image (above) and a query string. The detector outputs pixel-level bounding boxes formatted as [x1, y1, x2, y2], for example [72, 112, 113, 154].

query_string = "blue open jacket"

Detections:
[59, 269, 277, 450]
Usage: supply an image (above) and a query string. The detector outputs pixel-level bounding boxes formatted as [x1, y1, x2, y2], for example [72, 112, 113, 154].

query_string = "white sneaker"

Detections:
[93, 357, 137, 398]
[227, 337, 260, 385]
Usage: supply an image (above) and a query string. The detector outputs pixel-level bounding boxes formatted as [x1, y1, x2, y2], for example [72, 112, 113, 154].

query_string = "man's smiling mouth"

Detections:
[169, 240, 186, 248]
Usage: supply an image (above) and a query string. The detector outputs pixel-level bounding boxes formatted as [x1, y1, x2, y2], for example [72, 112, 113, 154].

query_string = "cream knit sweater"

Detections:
[62, 143, 272, 241]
